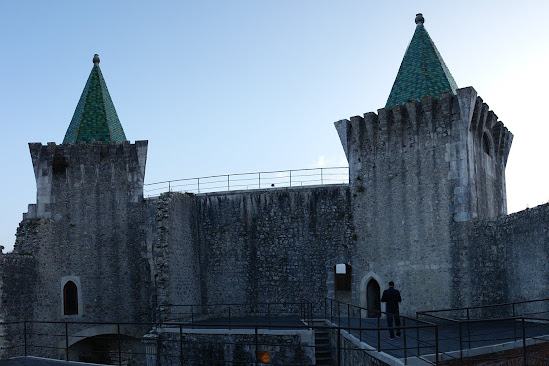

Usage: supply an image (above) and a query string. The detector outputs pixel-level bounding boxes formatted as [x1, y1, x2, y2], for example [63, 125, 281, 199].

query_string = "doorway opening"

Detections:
[334, 263, 352, 303]
[366, 279, 381, 318]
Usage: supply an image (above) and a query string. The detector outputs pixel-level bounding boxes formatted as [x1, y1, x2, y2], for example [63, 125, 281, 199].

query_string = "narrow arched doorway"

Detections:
[366, 279, 381, 318]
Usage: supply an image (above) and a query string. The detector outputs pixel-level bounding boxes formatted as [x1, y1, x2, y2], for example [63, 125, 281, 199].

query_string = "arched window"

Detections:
[482, 132, 491, 156]
[334, 264, 352, 292]
[63, 281, 79, 315]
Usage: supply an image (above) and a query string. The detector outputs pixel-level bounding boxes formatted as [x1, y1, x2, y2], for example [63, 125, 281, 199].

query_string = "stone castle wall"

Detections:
[459, 203, 549, 310]
[148, 193, 202, 322]
[153, 186, 354, 315]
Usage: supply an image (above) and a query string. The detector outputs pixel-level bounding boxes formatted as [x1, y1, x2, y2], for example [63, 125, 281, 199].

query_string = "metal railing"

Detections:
[5, 320, 151, 366]
[417, 297, 549, 321]
[325, 297, 440, 365]
[144, 166, 349, 197]
[161, 301, 314, 327]
[416, 298, 549, 365]
[3, 308, 549, 365]
[2, 319, 423, 366]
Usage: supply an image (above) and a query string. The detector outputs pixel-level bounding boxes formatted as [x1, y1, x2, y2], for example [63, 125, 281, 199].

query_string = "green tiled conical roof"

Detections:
[385, 14, 458, 109]
[63, 54, 127, 144]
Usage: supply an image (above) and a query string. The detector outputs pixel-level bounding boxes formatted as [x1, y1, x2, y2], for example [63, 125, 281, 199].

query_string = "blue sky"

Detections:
[1, 1, 549, 251]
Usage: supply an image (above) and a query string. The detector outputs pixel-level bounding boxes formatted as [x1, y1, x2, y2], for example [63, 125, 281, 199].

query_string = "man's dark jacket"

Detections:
[381, 287, 401, 314]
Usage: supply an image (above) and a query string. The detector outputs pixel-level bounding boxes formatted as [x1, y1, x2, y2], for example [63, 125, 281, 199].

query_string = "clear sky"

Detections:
[1, 1, 548, 252]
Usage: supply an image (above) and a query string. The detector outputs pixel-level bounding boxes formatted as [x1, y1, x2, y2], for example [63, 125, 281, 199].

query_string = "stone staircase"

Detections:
[314, 329, 334, 365]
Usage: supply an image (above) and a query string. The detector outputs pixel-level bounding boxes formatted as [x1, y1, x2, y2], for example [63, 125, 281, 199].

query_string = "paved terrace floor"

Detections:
[331, 317, 549, 360]
[183, 316, 549, 361]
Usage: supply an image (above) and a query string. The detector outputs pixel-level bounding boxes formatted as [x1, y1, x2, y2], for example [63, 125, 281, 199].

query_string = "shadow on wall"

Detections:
[68, 334, 145, 366]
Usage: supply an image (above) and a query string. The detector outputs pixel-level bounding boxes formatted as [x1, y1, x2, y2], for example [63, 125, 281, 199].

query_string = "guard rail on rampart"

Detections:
[144, 166, 349, 197]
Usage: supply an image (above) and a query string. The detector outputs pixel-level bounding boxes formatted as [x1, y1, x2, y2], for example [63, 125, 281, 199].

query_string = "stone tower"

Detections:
[27, 54, 147, 220]
[335, 14, 513, 312]
[16, 54, 150, 325]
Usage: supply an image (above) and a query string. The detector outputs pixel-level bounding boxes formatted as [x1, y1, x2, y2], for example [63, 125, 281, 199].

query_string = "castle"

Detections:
[1, 13, 548, 365]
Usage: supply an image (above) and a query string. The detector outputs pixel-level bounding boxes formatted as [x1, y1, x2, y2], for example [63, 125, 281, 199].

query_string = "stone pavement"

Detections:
[333, 317, 549, 359]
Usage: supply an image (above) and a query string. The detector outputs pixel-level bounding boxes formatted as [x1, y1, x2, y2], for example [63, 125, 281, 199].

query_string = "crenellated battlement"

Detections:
[468, 96, 513, 166]
[336, 92, 459, 163]
[27, 140, 148, 219]
[336, 88, 512, 167]
[335, 86, 513, 221]
[30, 140, 147, 166]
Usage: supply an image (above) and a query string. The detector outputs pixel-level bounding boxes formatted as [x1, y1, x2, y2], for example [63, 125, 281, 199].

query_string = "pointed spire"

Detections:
[385, 14, 458, 109]
[63, 54, 127, 144]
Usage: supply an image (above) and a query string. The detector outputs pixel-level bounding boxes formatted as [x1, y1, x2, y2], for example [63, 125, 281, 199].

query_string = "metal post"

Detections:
[466, 308, 471, 349]
[179, 324, 184, 366]
[290, 170, 292, 186]
[258, 173, 261, 189]
[191, 306, 194, 327]
[268, 303, 271, 329]
[330, 299, 333, 323]
[116, 323, 122, 366]
[65, 322, 69, 361]
[197, 178, 200, 193]
[228, 305, 231, 330]
[403, 318, 407, 365]
[324, 298, 327, 320]
[459, 322, 463, 365]
[255, 327, 259, 366]
[168, 181, 171, 192]
[377, 316, 381, 351]
[359, 309, 362, 342]
[416, 314, 420, 358]
[321, 168, 324, 185]
[23, 321, 27, 356]
[227, 175, 230, 191]
[348, 303, 351, 334]
[338, 302, 341, 326]
[522, 318, 527, 366]
[337, 327, 342, 366]
[117, 323, 122, 366]
[435, 326, 439, 366]
[513, 303, 517, 341]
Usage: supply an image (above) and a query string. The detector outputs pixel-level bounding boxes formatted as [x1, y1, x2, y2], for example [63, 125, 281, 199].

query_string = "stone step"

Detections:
[314, 329, 334, 366]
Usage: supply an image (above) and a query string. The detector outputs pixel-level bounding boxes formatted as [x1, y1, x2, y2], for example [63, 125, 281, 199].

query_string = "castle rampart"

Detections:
[150, 185, 354, 316]
[458, 203, 549, 308]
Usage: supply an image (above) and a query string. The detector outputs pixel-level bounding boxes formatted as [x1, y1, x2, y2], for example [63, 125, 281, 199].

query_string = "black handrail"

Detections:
[3, 319, 441, 366]
[325, 297, 439, 364]
[417, 297, 549, 319]
[161, 301, 314, 327]
[144, 166, 349, 195]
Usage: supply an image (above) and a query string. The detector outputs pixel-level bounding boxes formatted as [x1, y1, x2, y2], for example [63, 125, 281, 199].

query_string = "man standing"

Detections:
[381, 281, 401, 340]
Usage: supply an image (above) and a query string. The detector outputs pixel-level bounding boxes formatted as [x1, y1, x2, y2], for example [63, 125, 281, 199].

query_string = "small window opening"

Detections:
[482, 133, 491, 156]
[63, 281, 79, 315]
[334, 264, 352, 291]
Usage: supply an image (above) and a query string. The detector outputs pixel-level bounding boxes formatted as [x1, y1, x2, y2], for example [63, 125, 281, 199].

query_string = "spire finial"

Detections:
[93, 54, 100, 66]
[415, 13, 424, 25]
